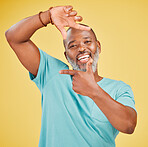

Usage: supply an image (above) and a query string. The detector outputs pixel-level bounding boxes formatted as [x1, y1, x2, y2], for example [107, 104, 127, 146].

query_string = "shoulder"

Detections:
[104, 77, 130, 85]
[103, 77, 135, 103]
[39, 48, 68, 69]
[47, 53, 68, 68]
[103, 77, 132, 90]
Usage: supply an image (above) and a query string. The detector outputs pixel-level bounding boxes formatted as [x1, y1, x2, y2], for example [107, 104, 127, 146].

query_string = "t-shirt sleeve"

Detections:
[115, 81, 137, 113]
[29, 47, 68, 91]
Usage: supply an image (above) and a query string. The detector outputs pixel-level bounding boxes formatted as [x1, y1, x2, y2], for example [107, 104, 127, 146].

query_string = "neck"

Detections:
[93, 67, 103, 83]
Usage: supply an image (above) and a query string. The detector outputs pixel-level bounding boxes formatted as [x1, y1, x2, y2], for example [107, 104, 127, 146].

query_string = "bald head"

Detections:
[63, 24, 97, 49]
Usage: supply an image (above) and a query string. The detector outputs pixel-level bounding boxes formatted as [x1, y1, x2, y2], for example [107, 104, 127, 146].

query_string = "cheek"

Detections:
[91, 44, 97, 52]
[67, 51, 77, 61]
[89, 45, 97, 57]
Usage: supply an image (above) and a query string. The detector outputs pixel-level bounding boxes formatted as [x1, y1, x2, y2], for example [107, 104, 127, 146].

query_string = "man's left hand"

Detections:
[59, 59, 99, 98]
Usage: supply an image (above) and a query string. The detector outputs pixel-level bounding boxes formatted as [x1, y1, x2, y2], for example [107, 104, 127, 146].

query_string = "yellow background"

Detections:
[1, 0, 148, 146]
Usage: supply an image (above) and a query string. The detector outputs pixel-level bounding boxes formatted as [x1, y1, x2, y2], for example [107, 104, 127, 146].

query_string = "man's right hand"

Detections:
[50, 5, 91, 39]
[5, 5, 90, 77]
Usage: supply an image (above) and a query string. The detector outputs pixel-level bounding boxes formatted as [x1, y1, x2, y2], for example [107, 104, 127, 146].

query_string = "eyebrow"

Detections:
[67, 37, 92, 48]
[68, 40, 76, 48]
[83, 37, 91, 39]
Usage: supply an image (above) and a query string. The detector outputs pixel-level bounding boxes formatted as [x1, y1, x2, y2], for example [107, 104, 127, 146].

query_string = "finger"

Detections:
[56, 25, 67, 40]
[63, 5, 73, 13]
[73, 23, 91, 31]
[66, 10, 77, 17]
[86, 58, 93, 73]
[74, 16, 83, 22]
[59, 70, 78, 75]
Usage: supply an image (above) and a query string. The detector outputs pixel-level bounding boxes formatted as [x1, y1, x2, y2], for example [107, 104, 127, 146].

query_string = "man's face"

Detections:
[64, 28, 101, 72]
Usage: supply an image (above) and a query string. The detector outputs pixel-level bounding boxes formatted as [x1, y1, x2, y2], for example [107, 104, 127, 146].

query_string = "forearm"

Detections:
[90, 85, 137, 134]
[5, 10, 50, 43]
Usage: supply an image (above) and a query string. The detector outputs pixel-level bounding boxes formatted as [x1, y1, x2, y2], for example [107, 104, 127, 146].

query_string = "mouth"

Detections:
[77, 54, 91, 64]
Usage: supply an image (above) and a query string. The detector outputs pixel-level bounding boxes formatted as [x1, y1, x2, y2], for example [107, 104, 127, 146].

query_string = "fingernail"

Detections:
[59, 71, 62, 74]
[75, 16, 80, 20]
[87, 27, 91, 30]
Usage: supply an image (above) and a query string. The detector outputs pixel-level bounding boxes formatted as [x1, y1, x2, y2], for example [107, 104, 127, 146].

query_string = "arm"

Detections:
[59, 59, 137, 134]
[91, 85, 137, 134]
[5, 5, 90, 77]
[5, 11, 47, 77]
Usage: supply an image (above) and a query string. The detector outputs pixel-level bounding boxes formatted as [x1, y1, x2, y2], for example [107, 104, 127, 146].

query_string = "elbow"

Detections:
[5, 29, 10, 37]
[122, 106, 137, 134]
[5, 29, 28, 43]
[5, 30, 16, 51]
[5, 30, 9, 39]
[5, 29, 18, 46]
[5, 29, 12, 42]
[125, 118, 137, 134]
[126, 126, 135, 134]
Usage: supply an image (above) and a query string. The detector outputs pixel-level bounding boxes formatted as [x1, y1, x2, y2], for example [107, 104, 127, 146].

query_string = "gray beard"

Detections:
[66, 47, 99, 72]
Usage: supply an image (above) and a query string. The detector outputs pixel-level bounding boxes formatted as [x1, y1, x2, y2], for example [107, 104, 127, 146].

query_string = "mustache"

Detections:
[76, 50, 92, 60]
[66, 47, 99, 72]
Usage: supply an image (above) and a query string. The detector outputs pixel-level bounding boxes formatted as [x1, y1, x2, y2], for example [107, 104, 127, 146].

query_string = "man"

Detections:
[5, 5, 137, 147]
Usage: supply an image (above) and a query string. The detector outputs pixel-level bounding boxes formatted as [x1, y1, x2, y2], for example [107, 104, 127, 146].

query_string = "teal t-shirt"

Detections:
[29, 48, 136, 147]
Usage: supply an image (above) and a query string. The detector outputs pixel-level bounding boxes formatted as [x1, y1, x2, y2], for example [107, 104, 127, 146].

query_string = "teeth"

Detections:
[78, 55, 90, 60]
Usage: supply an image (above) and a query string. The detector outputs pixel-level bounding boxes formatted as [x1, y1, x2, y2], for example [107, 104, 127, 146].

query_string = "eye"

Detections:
[69, 44, 77, 49]
[84, 40, 91, 44]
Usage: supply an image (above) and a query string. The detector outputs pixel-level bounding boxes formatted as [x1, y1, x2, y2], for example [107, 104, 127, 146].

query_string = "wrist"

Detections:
[89, 84, 102, 101]
[39, 10, 51, 26]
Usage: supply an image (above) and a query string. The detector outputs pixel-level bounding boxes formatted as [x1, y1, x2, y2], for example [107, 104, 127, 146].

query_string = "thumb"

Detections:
[56, 25, 67, 40]
[86, 58, 93, 73]
[73, 23, 91, 31]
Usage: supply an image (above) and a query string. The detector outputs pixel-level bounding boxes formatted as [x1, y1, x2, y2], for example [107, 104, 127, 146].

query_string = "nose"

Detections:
[78, 44, 86, 52]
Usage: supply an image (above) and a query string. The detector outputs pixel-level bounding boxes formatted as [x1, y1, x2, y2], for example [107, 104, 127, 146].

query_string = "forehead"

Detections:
[65, 28, 95, 44]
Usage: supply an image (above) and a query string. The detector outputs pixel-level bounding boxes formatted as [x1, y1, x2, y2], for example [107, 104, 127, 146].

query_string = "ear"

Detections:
[64, 51, 68, 61]
[96, 40, 101, 54]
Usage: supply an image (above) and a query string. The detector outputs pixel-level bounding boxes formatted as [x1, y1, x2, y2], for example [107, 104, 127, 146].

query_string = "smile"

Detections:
[78, 54, 90, 61]
[77, 54, 91, 64]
